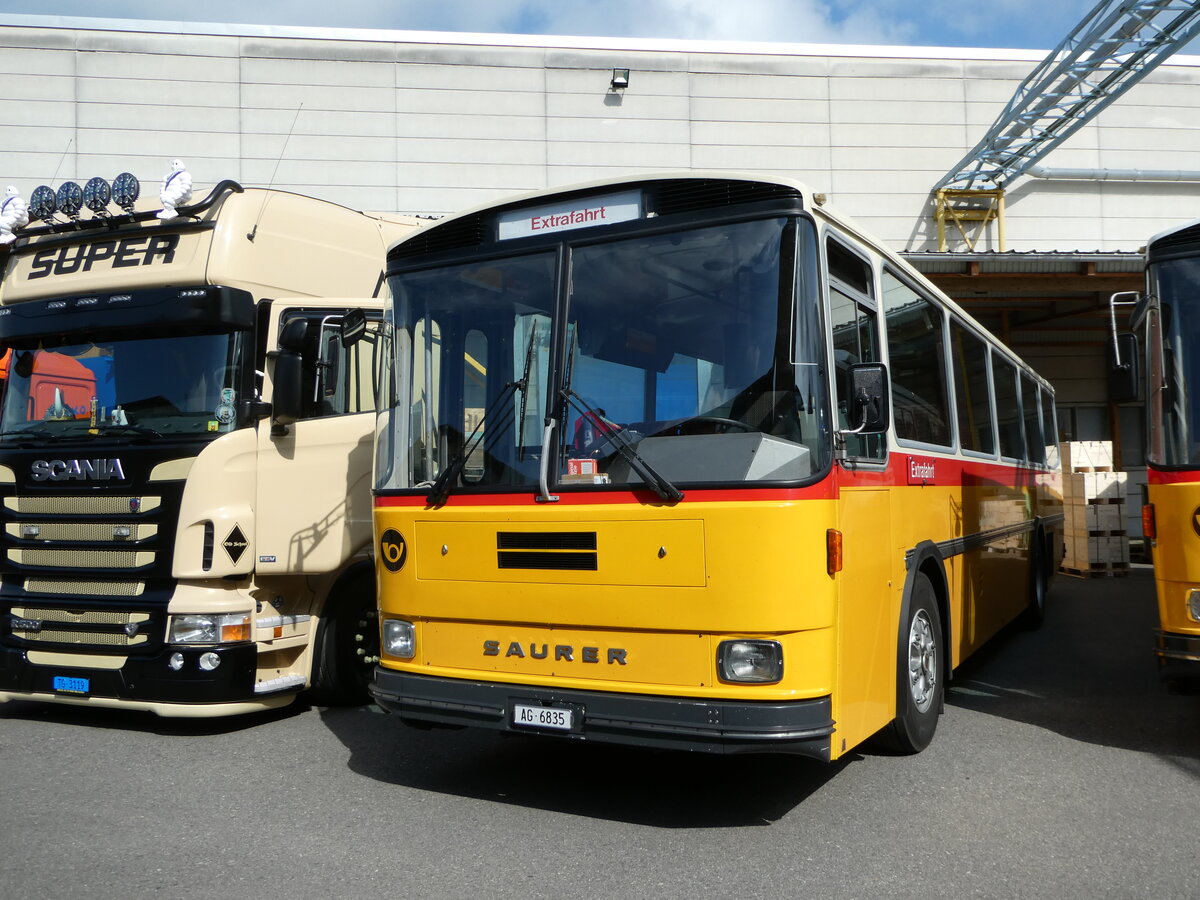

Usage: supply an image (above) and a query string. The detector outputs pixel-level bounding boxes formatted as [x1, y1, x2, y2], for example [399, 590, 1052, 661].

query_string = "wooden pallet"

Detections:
[1060, 561, 1131, 578]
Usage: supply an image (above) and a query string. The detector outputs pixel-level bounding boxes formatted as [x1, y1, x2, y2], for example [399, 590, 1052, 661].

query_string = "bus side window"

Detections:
[827, 237, 884, 460]
[950, 320, 996, 455]
[993, 354, 1024, 459]
[882, 270, 951, 448]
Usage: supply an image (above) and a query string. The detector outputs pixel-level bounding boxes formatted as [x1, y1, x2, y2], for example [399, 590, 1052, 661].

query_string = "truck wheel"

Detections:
[308, 573, 378, 706]
[878, 571, 944, 754]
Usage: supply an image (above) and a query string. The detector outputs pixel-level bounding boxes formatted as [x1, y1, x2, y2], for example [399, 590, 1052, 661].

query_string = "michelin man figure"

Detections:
[157, 159, 193, 219]
[0, 185, 29, 243]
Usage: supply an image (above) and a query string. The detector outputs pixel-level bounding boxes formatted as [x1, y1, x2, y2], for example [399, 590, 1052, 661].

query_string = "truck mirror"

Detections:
[270, 318, 308, 431]
[340, 308, 367, 348]
[846, 362, 889, 435]
[1109, 331, 1139, 403]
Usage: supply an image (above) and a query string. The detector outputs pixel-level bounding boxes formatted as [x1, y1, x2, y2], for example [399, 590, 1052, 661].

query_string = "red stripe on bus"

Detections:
[1148, 468, 1200, 485]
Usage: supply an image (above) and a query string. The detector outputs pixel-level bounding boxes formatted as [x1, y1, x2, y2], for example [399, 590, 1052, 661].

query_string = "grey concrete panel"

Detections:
[394, 62, 545, 92]
[77, 77, 240, 107]
[689, 73, 829, 101]
[830, 58, 967, 79]
[246, 108, 398, 138]
[395, 138, 544, 166]
[241, 57, 395, 89]
[75, 102, 240, 132]
[398, 184, 534, 216]
[396, 87, 546, 117]
[830, 122, 969, 148]
[690, 144, 832, 171]
[545, 67, 690, 96]
[0, 45, 75, 75]
[833, 99, 967, 126]
[241, 132, 394, 163]
[396, 162, 546, 189]
[830, 76, 965, 103]
[79, 127, 239, 159]
[689, 96, 829, 124]
[0, 24, 81, 51]
[545, 92, 690, 120]
[1099, 104, 1200, 129]
[831, 145, 966, 172]
[545, 140, 691, 168]
[239, 37, 398, 64]
[689, 121, 831, 147]
[242, 83, 395, 114]
[687, 54, 833, 78]
[397, 112, 546, 141]
[73, 29, 239, 60]
[395, 43, 546, 68]
[238, 158, 395, 185]
[544, 48, 694, 75]
[76, 47, 240, 82]
[0, 98, 76, 127]
[3, 73, 75, 101]
[546, 116, 691, 144]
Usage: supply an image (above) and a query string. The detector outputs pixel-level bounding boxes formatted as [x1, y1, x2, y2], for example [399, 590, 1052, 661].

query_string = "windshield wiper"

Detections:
[561, 389, 683, 503]
[0, 427, 62, 445]
[92, 423, 164, 439]
[427, 325, 539, 505]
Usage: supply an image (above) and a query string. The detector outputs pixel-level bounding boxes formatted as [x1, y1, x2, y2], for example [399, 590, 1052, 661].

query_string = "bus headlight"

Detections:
[1187, 589, 1200, 623]
[168, 613, 251, 644]
[718, 639, 783, 683]
[383, 619, 415, 659]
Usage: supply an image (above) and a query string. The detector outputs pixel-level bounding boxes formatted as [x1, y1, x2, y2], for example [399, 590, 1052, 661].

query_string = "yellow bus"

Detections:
[1112, 218, 1200, 690]
[369, 173, 1062, 760]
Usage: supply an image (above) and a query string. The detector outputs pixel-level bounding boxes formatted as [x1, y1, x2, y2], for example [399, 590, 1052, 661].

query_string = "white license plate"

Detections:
[512, 703, 573, 731]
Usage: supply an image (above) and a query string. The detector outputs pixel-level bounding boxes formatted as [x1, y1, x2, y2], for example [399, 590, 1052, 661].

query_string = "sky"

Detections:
[0, 0, 1108, 53]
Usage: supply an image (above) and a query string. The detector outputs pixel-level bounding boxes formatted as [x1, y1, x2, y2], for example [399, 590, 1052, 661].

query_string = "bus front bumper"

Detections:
[1155, 630, 1200, 681]
[371, 668, 835, 761]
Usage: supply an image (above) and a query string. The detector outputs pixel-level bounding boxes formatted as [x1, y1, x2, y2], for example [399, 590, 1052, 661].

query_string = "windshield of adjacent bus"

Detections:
[0, 331, 248, 442]
[381, 215, 830, 493]
[1149, 257, 1200, 466]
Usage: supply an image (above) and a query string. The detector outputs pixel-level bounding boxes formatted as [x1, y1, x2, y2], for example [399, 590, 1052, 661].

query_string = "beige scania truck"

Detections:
[0, 172, 420, 716]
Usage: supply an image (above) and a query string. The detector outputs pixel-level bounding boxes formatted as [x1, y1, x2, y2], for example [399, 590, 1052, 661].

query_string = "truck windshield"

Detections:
[381, 214, 830, 493]
[0, 331, 248, 441]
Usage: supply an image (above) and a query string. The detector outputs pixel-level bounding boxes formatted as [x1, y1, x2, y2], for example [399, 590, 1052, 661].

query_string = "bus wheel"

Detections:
[308, 572, 378, 706]
[1020, 530, 1048, 630]
[880, 572, 944, 754]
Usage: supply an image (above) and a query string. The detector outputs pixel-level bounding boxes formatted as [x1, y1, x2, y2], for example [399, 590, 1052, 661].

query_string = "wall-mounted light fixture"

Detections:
[610, 67, 630, 90]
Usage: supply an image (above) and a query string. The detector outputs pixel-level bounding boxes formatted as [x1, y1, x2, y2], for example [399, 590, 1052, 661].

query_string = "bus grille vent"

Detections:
[496, 531, 598, 570]
[391, 214, 486, 259]
[653, 179, 803, 217]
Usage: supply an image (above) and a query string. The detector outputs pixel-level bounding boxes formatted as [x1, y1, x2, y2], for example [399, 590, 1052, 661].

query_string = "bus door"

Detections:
[828, 237, 896, 752]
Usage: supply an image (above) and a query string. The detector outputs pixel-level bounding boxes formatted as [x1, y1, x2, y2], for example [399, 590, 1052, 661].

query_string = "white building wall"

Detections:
[3, 15, 1200, 252]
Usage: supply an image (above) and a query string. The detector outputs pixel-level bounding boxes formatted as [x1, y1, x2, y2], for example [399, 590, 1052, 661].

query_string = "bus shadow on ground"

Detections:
[945, 566, 1200, 769]
[0, 695, 308, 737]
[320, 704, 846, 827]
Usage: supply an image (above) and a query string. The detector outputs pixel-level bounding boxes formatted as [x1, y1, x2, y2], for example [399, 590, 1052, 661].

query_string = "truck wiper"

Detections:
[561, 389, 683, 503]
[92, 423, 164, 439]
[0, 427, 61, 445]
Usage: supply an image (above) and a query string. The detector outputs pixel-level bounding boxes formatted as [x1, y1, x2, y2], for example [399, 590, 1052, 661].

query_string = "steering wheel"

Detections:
[666, 416, 752, 436]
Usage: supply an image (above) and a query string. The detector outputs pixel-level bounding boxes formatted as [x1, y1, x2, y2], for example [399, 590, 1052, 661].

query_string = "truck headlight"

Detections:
[718, 639, 783, 683]
[1188, 589, 1200, 623]
[382, 619, 415, 659]
[168, 613, 250, 644]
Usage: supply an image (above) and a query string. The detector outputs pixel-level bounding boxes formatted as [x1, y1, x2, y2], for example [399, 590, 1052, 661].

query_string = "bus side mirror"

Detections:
[340, 308, 367, 348]
[1109, 331, 1139, 402]
[270, 318, 308, 432]
[846, 362, 889, 435]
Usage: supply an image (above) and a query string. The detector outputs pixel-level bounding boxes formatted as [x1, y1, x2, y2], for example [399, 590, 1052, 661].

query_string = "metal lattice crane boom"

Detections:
[936, 0, 1200, 192]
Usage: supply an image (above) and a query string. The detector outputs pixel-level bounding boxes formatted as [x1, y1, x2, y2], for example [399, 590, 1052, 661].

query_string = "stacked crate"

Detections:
[1060, 441, 1130, 576]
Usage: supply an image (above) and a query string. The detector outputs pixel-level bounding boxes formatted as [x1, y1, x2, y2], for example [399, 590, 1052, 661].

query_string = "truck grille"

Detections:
[10, 605, 151, 648]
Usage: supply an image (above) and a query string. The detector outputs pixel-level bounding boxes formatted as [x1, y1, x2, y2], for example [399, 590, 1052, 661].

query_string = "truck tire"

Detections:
[308, 572, 378, 706]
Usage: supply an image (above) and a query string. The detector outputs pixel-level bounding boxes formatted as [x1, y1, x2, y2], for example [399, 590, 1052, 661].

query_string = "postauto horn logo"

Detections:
[380, 529, 407, 572]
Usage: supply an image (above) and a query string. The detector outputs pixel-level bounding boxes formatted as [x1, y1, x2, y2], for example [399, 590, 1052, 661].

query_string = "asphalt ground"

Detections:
[1, 564, 1196, 899]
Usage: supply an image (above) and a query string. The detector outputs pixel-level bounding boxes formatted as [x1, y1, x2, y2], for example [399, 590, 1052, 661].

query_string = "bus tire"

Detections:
[1021, 528, 1048, 630]
[879, 571, 944, 754]
[308, 571, 378, 707]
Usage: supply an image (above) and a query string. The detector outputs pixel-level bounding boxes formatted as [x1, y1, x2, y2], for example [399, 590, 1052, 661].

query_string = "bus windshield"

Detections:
[0, 330, 249, 441]
[384, 215, 830, 493]
[1149, 257, 1200, 466]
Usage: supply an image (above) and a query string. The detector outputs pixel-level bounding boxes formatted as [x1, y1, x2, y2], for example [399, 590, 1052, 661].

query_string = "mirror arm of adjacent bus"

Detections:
[1108, 291, 1143, 404]
[838, 363, 890, 437]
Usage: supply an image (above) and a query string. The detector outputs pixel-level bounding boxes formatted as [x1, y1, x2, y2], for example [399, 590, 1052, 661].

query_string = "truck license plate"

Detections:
[52, 676, 90, 694]
[512, 703, 573, 731]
